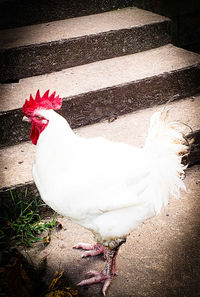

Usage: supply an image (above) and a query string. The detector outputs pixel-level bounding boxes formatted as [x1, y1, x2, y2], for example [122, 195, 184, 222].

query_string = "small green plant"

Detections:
[0, 189, 56, 248]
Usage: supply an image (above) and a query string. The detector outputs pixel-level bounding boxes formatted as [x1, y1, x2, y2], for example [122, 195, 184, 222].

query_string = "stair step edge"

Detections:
[1, 45, 200, 113]
[0, 45, 200, 148]
[0, 7, 171, 82]
[0, 1, 155, 29]
[0, 7, 170, 50]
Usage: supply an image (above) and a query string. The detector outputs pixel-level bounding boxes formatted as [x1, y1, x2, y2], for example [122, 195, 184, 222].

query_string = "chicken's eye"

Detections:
[36, 115, 42, 120]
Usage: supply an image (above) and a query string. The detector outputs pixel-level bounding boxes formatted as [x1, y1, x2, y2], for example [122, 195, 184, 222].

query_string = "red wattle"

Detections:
[30, 121, 48, 145]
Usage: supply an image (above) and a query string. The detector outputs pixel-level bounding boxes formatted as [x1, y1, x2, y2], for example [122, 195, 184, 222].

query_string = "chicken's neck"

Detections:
[37, 109, 75, 143]
[39, 109, 74, 135]
[33, 109, 77, 177]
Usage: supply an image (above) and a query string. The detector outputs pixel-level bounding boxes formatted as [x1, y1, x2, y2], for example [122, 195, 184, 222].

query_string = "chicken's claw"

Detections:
[73, 242, 106, 258]
[77, 269, 112, 296]
[102, 278, 112, 296]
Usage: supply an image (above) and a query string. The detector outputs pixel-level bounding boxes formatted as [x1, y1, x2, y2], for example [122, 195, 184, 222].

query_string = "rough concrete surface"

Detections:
[1, 45, 199, 113]
[0, 7, 171, 82]
[0, 23, 170, 82]
[0, 45, 200, 147]
[0, 7, 169, 50]
[22, 164, 200, 297]
[0, 0, 143, 29]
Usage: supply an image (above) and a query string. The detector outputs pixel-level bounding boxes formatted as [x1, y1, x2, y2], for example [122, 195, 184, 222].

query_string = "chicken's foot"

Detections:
[73, 242, 106, 258]
[77, 244, 121, 296]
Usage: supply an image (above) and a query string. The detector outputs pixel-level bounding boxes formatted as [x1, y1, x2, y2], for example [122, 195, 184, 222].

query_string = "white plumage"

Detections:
[33, 108, 187, 242]
[23, 91, 188, 294]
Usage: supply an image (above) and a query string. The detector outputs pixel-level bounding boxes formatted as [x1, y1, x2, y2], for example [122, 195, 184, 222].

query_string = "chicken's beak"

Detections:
[22, 116, 31, 122]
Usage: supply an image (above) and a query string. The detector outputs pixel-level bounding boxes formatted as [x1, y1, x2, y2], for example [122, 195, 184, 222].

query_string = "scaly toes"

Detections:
[73, 242, 106, 258]
[102, 278, 112, 296]
[87, 270, 100, 276]
[77, 271, 109, 286]
[77, 270, 113, 296]
[73, 242, 94, 250]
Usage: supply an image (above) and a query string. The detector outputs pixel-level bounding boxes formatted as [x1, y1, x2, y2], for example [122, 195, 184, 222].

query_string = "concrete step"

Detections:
[0, 0, 140, 29]
[0, 44, 200, 148]
[0, 95, 199, 201]
[0, 7, 171, 82]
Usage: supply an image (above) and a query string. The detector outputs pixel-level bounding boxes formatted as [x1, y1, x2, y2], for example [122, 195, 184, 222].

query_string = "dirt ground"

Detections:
[23, 165, 200, 297]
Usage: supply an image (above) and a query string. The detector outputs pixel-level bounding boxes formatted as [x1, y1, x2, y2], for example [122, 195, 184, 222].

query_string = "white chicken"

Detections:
[22, 90, 188, 295]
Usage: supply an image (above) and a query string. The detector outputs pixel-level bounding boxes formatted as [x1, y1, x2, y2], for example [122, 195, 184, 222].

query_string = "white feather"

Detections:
[32, 108, 188, 243]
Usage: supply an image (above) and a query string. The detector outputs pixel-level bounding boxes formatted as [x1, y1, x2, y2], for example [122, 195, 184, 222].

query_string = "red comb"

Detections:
[22, 90, 62, 116]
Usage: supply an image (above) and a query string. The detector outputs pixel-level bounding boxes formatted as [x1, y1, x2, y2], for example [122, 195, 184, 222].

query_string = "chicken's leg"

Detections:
[76, 240, 125, 296]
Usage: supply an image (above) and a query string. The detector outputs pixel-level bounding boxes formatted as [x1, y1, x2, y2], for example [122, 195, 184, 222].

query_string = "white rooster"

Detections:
[22, 90, 188, 295]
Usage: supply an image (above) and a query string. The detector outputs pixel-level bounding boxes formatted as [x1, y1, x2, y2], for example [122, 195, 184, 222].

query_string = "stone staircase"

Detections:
[0, 4, 200, 201]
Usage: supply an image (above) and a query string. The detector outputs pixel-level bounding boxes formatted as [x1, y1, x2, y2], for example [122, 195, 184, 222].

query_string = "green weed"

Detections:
[0, 189, 56, 248]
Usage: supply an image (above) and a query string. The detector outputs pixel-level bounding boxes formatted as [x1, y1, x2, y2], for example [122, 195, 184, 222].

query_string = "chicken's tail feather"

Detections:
[144, 108, 191, 213]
